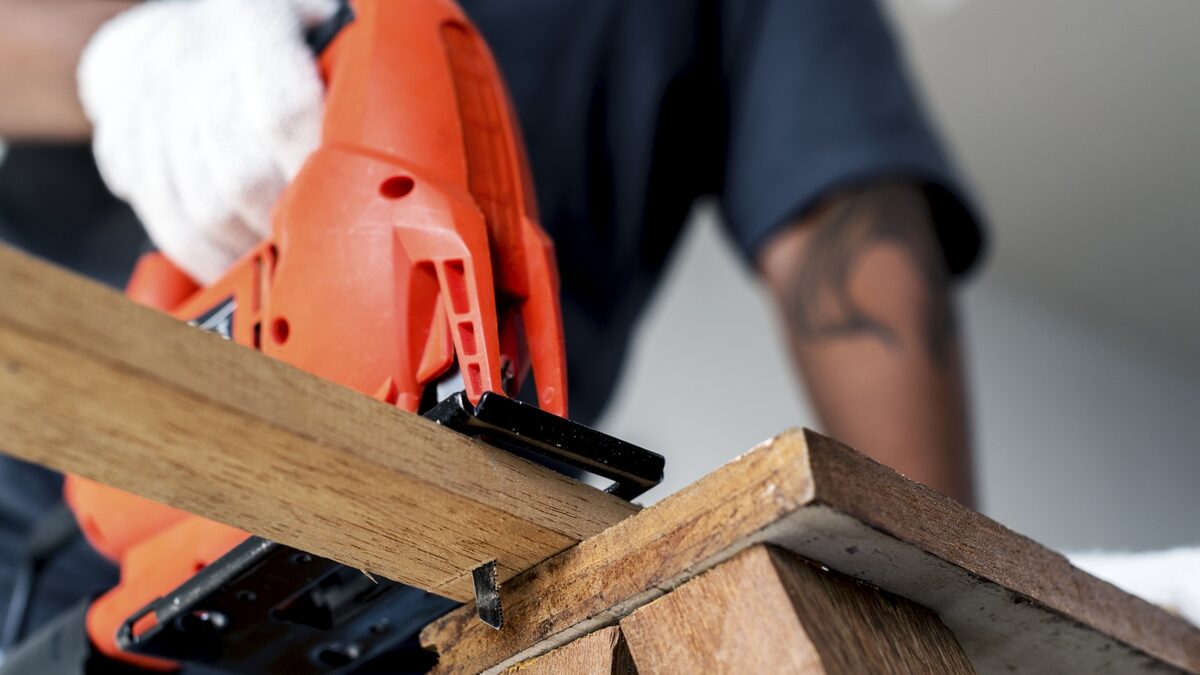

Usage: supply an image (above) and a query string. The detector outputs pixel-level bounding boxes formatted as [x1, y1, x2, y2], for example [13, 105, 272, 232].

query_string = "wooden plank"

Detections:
[421, 429, 1200, 674]
[0, 244, 637, 601]
[619, 545, 975, 674]
[503, 626, 635, 675]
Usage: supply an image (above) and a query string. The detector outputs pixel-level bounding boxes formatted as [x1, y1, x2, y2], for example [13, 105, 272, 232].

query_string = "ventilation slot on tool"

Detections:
[442, 260, 470, 314]
[457, 322, 477, 355]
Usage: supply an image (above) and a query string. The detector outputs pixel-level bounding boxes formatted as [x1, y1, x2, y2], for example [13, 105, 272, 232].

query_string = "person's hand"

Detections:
[1069, 546, 1200, 626]
[78, 0, 337, 284]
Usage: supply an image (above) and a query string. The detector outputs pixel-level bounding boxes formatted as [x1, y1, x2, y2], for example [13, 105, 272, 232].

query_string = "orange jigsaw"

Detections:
[65, 0, 568, 667]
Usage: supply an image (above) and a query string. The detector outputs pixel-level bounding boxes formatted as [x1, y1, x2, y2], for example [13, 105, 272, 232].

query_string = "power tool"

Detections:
[3, 0, 663, 672]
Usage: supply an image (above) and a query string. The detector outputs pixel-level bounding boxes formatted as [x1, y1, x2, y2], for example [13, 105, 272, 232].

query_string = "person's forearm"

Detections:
[0, 0, 133, 139]
[760, 183, 976, 506]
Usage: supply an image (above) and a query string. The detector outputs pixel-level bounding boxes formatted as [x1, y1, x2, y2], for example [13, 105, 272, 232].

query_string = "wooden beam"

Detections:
[503, 626, 635, 675]
[421, 429, 1200, 674]
[0, 244, 637, 601]
[619, 545, 976, 674]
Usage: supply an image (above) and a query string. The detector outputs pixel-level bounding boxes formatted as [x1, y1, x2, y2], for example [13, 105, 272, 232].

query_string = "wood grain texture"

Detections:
[422, 429, 1200, 674]
[0, 244, 637, 601]
[619, 545, 975, 674]
[503, 626, 635, 675]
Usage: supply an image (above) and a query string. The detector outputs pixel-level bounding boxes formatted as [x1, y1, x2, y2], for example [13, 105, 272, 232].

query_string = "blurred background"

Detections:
[598, 0, 1200, 551]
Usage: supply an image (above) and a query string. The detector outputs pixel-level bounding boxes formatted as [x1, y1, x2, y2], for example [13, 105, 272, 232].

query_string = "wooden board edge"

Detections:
[0, 244, 637, 597]
[0, 244, 638, 543]
[423, 428, 1199, 674]
[801, 429, 1200, 673]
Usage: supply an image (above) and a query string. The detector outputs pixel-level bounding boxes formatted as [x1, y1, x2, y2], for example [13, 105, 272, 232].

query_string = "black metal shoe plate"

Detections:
[424, 392, 664, 500]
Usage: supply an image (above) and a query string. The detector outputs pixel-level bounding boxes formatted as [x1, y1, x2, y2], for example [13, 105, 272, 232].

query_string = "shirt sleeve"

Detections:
[718, 0, 984, 276]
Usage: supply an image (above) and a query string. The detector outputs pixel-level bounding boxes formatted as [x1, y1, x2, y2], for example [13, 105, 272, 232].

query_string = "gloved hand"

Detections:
[78, 0, 338, 284]
[1069, 546, 1200, 626]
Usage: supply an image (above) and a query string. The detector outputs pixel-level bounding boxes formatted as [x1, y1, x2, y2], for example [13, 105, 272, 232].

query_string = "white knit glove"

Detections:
[78, 0, 338, 284]
[1069, 546, 1200, 626]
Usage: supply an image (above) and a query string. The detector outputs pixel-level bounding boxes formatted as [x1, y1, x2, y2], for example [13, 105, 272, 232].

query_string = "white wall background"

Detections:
[597, 0, 1200, 552]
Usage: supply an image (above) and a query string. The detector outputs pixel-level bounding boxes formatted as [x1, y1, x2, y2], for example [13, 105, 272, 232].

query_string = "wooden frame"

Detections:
[422, 430, 1200, 674]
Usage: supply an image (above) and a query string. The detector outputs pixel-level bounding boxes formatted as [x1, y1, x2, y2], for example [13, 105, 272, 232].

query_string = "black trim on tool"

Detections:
[305, 0, 356, 55]
[424, 391, 664, 500]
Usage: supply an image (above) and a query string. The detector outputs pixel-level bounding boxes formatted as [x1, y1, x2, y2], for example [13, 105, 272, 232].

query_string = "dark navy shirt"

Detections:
[466, 0, 981, 422]
[0, 0, 982, 644]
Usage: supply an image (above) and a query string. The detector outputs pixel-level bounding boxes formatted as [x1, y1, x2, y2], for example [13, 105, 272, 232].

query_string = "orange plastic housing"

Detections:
[66, 0, 568, 667]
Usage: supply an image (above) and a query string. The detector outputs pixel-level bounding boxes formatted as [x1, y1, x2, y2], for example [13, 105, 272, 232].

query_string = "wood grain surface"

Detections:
[422, 429, 1200, 674]
[619, 545, 975, 674]
[0, 244, 637, 601]
[503, 626, 635, 675]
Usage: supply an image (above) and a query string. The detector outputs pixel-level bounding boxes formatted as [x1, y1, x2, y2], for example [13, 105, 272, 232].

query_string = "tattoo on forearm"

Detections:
[781, 187, 956, 365]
